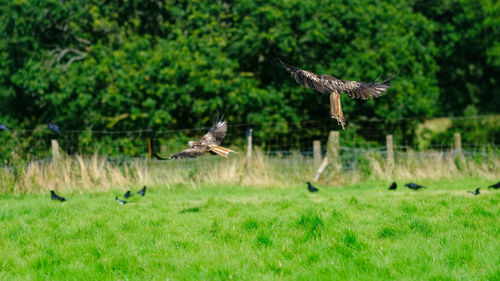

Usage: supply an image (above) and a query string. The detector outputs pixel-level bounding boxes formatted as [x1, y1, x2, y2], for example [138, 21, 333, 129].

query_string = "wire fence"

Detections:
[0, 115, 499, 171]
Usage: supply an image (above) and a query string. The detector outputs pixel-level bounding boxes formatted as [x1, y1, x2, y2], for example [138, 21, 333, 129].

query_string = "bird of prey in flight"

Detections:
[155, 115, 235, 159]
[269, 39, 393, 130]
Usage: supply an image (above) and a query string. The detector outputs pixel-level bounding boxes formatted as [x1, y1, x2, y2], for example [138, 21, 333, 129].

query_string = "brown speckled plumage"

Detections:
[168, 115, 235, 159]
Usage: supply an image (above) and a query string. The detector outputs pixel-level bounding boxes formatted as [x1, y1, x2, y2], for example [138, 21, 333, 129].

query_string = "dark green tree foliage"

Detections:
[0, 0, 498, 158]
[411, 0, 500, 116]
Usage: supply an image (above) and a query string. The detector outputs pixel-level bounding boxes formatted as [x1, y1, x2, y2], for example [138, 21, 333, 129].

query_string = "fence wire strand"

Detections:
[0, 116, 499, 171]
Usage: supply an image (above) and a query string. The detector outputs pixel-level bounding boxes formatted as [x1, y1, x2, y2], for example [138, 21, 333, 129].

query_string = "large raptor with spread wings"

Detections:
[269, 39, 393, 129]
[154, 115, 235, 159]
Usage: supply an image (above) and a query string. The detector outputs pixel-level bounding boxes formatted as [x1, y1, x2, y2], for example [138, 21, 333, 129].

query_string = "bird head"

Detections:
[188, 141, 195, 147]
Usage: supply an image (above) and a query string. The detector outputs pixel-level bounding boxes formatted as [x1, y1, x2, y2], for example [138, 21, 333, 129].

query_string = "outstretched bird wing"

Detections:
[321, 74, 393, 100]
[169, 147, 207, 159]
[199, 115, 227, 146]
[268, 39, 393, 99]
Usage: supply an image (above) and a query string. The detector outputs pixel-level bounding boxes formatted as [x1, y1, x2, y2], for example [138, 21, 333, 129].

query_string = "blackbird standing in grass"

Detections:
[50, 190, 66, 202]
[138, 186, 147, 196]
[123, 190, 132, 199]
[307, 182, 319, 193]
[48, 122, 62, 135]
[468, 188, 480, 195]
[405, 183, 425, 190]
[389, 182, 397, 190]
[0, 122, 10, 131]
[489, 181, 500, 189]
[115, 197, 127, 204]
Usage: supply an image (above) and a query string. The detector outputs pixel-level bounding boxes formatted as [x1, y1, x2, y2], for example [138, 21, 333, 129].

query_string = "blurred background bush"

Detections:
[0, 0, 498, 161]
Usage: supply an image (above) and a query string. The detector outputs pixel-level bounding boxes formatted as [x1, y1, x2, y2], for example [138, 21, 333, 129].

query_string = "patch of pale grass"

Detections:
[369, 151, 499, 182]
[0, 149, 498, 194]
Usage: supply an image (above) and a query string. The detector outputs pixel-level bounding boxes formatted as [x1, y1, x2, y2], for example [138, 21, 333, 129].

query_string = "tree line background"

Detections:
[0, 0, 499, 159]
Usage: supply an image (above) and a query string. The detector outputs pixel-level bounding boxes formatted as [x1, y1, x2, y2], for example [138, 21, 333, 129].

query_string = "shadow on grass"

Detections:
[179, 207, 200, 214]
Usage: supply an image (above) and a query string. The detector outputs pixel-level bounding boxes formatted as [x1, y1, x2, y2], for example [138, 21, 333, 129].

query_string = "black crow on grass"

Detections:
[138, 186, 146, 196]
[468, 188, 480, 195]
[115, 197, 127, 205]
[389, 182, 397, 190]
[405, 183, 425, 190]
[307, 182, 319, 193]
[123, 190, 132, 199]
[50, 190, 66, 202]
[489, 181, 500, 189]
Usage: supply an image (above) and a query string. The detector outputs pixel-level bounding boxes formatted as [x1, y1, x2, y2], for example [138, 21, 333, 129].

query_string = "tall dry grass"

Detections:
[0, 149, 498, 194]
[368, 151, 500, 181]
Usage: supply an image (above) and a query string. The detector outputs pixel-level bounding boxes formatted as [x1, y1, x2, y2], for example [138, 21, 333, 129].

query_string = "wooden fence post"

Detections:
[147, 138, 152, 167]
[327, 131, 340, 170]
[454, 132, 462, 154]
[454, 132, 464, 164]
[51, 139, 60, 161]
[313, 140, 321, 169]
[312, 131, 340, 182]
[386, 134, 394, 168]
[246, 128, 253, 171]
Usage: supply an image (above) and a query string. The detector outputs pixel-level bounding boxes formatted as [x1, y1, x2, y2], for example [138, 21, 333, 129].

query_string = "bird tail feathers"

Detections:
[209, 145, 236, 158]
[330, 91, 346, 130]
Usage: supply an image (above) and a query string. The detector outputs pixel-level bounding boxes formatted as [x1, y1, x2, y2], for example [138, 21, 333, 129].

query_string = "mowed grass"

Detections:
[1, 178, 499, 280]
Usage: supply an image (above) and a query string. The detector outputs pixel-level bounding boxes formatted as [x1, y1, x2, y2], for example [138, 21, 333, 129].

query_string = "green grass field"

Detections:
[1, 178, 499, 280]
